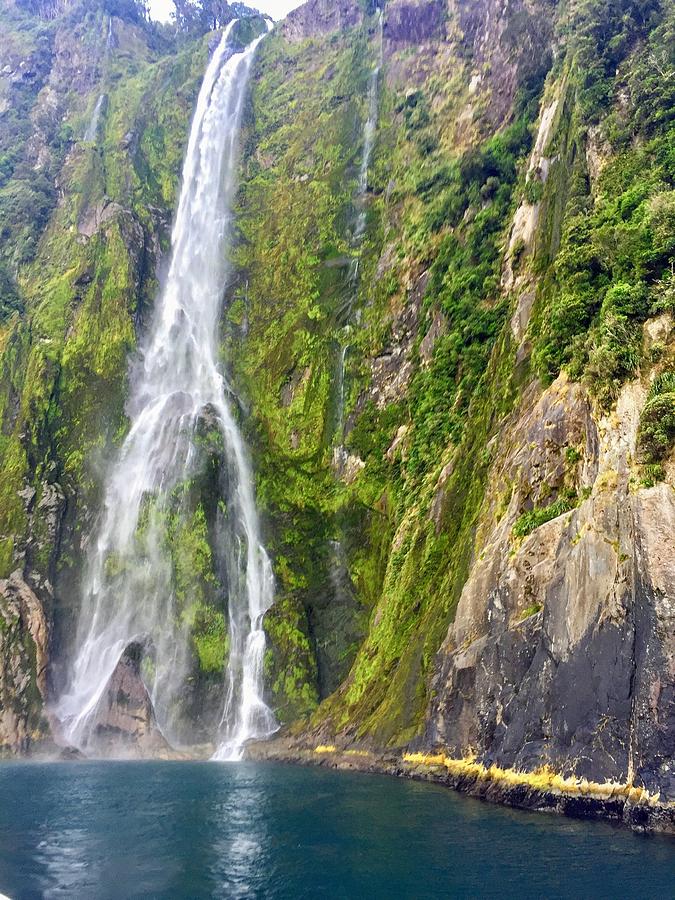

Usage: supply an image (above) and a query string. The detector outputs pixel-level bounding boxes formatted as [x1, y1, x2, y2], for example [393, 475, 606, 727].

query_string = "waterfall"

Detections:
[84, 93, 105, 143]
[334, 343, 349, 439]
[353, 8, 384, 243]
[82, 16, 113, 143]
[55, 21, 277, 760]
[335, 9, 384, 443]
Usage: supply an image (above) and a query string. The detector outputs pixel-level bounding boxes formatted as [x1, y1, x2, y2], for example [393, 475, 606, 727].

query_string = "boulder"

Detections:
[0, 572, 50, 754]
[85, 643, 172, 758]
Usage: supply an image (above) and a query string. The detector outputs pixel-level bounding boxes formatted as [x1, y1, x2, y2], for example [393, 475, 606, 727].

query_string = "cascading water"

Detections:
[334, 9, 384, 443]
[353, 8, 384, 245]
[334, 344, 349, 439]
[55, 21, 277, 760]
[84, 93, 105, 143]
[82, 17, 113, 144]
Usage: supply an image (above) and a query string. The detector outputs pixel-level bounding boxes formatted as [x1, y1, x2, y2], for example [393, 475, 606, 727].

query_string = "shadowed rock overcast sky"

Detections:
[148, 0, 304, 21]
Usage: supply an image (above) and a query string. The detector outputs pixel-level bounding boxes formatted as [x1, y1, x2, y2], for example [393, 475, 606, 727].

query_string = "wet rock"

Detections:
[419, 308, 445, 365]
[384, 0, 446, 45]
[77, 198, 123, 239]
[332, 446, 365, 484]
[85, 643, 171, 758]
[455, 0, 554, 129]
[282, 0, 362, 43]
[0, 572, 50, 754]
[426, 379, 675, 800]
[643, 313, 673, 355]
[368, 270, 427, 408]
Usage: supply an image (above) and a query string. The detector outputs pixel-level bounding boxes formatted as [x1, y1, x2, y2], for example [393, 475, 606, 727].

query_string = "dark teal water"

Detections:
[0, 761, 673, 899]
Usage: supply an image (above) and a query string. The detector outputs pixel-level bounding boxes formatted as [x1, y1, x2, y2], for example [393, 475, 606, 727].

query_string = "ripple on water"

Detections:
[0, 761, 673, 899]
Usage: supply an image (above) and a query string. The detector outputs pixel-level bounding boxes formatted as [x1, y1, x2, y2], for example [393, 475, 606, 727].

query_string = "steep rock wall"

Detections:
[0, 571, 49, 754]
[427, 375, 674, 797]
[235, 0, 675, 806]
[0, 0, 673, 800]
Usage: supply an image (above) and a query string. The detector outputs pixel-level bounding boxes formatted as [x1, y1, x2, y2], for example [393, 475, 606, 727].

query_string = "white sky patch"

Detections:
[147, 0, 305, 23]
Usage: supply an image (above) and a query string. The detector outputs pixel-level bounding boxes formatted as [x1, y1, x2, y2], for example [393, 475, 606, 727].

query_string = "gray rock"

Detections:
[80, 642, 172, 758]
[426, 379, 675, 800]
[0, 572, 50, 754]
[282, 0, 362, 43]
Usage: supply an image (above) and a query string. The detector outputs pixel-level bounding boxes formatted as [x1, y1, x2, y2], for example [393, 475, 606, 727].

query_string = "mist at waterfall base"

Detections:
[53, 22, 276, 759]
[1, 762, 673, 899]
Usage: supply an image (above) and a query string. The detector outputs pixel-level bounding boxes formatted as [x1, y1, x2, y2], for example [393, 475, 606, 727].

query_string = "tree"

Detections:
[172, 0, 235, 33]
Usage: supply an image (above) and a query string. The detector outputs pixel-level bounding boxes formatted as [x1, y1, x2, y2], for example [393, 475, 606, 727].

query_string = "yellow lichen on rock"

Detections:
[402, 754, 662, 806]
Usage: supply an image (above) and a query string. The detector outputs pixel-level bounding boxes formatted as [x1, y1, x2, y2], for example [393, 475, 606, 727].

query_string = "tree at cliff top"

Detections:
[172, 0, 260, 33]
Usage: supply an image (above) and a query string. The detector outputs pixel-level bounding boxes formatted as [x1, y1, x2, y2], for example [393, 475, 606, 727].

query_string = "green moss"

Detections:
[193, 607, 229, 674]
[512, 490, 578, 539]
[171, 503, 216, 607]
[0, 538, 14, 579]
[264, 594, 319, 723]
[519, 602, 543, 620]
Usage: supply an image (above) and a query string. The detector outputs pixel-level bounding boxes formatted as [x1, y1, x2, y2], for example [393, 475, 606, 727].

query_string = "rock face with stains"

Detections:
[427, 377, 675, 799]
[77, 643, 171, 758]
[282, 0, 362, 43]
[384, 0, 446, 44]
[0, 572, 50, 754]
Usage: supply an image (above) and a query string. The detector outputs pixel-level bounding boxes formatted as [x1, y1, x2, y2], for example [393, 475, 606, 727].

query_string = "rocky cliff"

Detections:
[0, 0, 673, 820]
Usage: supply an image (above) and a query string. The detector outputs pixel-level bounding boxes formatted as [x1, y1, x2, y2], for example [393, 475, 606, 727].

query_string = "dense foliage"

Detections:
[533, 0, 675, 408]
[1, 0, 674, 748]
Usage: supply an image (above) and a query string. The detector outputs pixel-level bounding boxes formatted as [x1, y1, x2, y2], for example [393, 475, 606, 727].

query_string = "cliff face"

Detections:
[231, 0, 675, 802]
[0, 0, 222, 752]
[428, 375, 675, 797]
[0, 0, 673, 806]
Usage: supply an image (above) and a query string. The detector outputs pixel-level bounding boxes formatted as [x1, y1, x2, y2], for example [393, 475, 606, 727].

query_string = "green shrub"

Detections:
[584, 312, 641, 407]
[637, 371, 675, 462]
[512, 491, 578, 539]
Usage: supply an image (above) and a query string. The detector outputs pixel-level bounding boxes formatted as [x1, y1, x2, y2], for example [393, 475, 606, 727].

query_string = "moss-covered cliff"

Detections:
[232, 0, 675, 802]
[0, 0, 256, 749]
[0, 0, 673, 807]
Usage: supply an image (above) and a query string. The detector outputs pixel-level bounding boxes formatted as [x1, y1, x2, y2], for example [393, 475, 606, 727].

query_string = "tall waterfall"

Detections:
[334, 9, 384, 443]
[55, 21, 277, 760]
[353, 8, 384, 244]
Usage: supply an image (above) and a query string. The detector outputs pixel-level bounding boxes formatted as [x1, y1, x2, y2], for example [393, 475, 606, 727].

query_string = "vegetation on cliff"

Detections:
[0, 0, 673, 791]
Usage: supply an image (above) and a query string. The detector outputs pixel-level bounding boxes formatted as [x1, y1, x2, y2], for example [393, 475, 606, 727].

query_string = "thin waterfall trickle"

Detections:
[353, 8, 384, 245]
[55, 21, 277, 760]
[335, 344, 349, 439]
[82, 16, 113, 143]
[84, 93, 105, 143]
[334, 8, 384, 443]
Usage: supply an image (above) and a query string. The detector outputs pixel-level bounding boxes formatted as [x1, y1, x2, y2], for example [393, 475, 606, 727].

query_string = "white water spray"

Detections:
[55, 22, 277, 759]
[84, 93, 105, 143]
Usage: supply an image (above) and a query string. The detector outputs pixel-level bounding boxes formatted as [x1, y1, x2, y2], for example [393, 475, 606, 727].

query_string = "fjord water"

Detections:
[1, 762, 673, 899]
[55, 22, 276, 757]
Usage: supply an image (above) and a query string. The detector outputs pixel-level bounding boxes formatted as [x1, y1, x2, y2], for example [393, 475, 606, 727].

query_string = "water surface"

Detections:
[0, 761, 672, 898]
